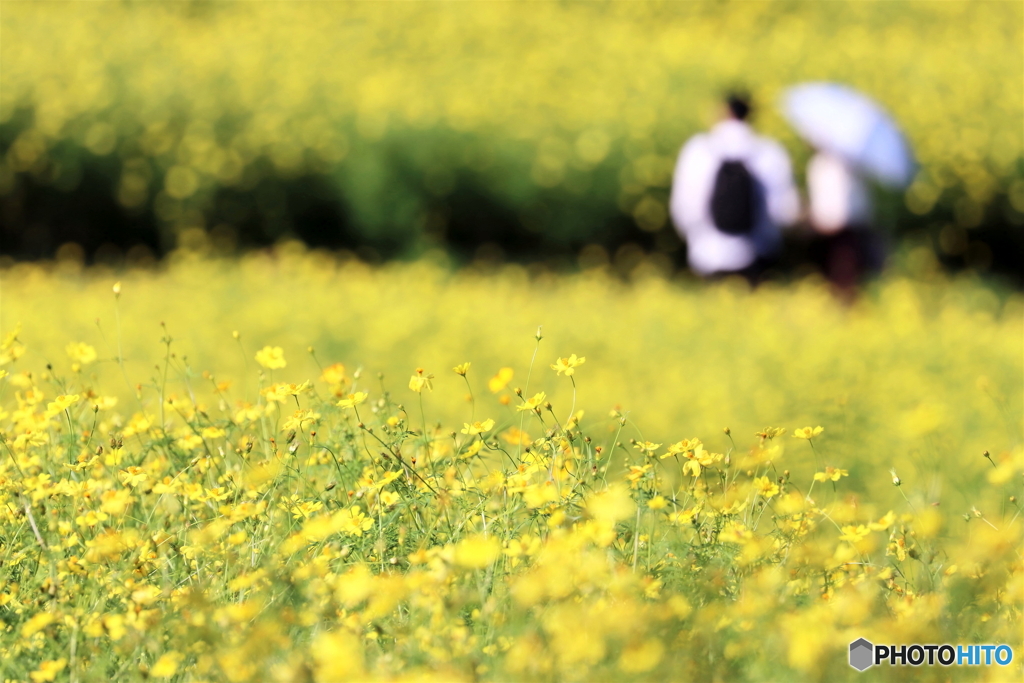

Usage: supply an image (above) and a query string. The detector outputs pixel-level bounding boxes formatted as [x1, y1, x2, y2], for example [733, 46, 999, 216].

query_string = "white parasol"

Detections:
[782, 82, 915, 189]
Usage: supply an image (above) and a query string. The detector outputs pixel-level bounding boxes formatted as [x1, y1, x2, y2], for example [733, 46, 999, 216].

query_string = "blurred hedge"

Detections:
[1, 1, 1021, 277]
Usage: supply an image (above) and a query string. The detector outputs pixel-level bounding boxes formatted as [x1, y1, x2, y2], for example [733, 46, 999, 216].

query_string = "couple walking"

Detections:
[670, 91, 902, 291]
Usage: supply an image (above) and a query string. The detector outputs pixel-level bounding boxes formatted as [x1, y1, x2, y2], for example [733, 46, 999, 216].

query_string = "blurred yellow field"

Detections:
[2, 1, 1021, 263]
[0, 255, 1020, 681]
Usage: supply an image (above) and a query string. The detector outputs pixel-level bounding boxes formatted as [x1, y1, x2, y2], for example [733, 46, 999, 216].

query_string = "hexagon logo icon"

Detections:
[849, 638, 874, 671]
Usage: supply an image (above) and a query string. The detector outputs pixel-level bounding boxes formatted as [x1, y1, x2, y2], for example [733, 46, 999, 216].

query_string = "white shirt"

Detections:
[806, 152, 871, 234]
[669, 120, 799, 276]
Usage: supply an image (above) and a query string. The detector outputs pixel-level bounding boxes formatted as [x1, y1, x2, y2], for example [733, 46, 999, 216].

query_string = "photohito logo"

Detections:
[849, 638, 873, 671]
[849, 638, 1013, 671]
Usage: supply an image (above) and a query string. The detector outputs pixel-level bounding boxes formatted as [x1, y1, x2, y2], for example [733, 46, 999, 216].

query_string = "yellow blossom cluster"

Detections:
[0, 254, 1020, 681]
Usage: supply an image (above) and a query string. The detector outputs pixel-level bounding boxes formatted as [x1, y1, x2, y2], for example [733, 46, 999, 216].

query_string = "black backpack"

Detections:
[709, 160, 759, 235]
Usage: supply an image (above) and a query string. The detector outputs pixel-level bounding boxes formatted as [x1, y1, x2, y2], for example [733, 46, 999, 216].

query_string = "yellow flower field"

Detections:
[0, 252, 1020, 681]
[2, 1, 1021, 259]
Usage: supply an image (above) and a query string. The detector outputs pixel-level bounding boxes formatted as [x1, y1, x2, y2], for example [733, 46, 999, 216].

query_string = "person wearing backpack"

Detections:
[669, 94, 800, 281]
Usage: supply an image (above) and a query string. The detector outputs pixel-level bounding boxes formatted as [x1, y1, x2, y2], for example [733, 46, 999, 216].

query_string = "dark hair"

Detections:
[726, 93, 751, 121]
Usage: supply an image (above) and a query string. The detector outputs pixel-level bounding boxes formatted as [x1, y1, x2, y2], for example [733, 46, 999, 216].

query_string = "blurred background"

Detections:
[1, 0, 1021, 282]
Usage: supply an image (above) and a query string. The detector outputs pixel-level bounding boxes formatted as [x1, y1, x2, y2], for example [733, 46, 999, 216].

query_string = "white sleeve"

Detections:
[669, 135, 717, 238]
[753, 140, 800, 228]
[807, 154, 850, 233]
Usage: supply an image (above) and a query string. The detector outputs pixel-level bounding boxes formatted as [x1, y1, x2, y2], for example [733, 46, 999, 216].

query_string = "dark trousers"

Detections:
[808, 226, 884, 291]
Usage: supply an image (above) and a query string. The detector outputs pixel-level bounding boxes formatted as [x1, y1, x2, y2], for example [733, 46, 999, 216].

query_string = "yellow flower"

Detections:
[664, 438, 701, 458]
[76, 510, 109, 528]
[282, 409, 321, 432]
[452, 362, 471, 376]
[92, 395, 118, 411]
[501, 427, 532, 446]
[22, 612, 56, 638]
[869, 510, 896, 531]
[337, 392, 368, 408]
[813, 467, 848, 482]
[888, 537, 908, 561]
[123, 413, 153, 437]
[171, 432, 201, 453]
[454, 534, 501, 568]
[100, 489, 133, 516]
[0, 324, 24, 366]
[676, 444, 720, 476]
[626, 464, 652, 485]
[633, 441, 662, 456]
[312, 630, 365, 680]
[522, 481, 559, 509]
[793, 426, 824, 440]
[551, 353, 586, 376]
[719, 520, 753, 544]
[119, 466, 149, 488]
[13, 429, 48, 451]
[254, 346, 287, 369]
[667, 508, 698, 525]
[30, 659, 67, 683]
[460, 439, 484, 460]
[408, 368, 434, 393]
[379, 490, 401, 508]
[233, 402, 264, 423]
[287, 498, 324, 520]
[461, 418, 495, 435]
[586, 484, 636, 523]
[755, 427, 787, 441]
[46, 393, 80, 417]
[357, 468, 402, 492]
[319, 362, 347, 385]
[619, 639, 664, 674]
[647, 495, 668, 510]
[488, 367, 514, 393]
[261, 381, 311, 403]
[201, 426, 226, 439]
[101, 613, 126, 641]
[516, 391, 546, 412]
[150, 652, 184, 678]
[336, 506, 374, 537]
[66, 342, 97, 366]
[682, 458, 702, 478]
[754, 475, 779, 499]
